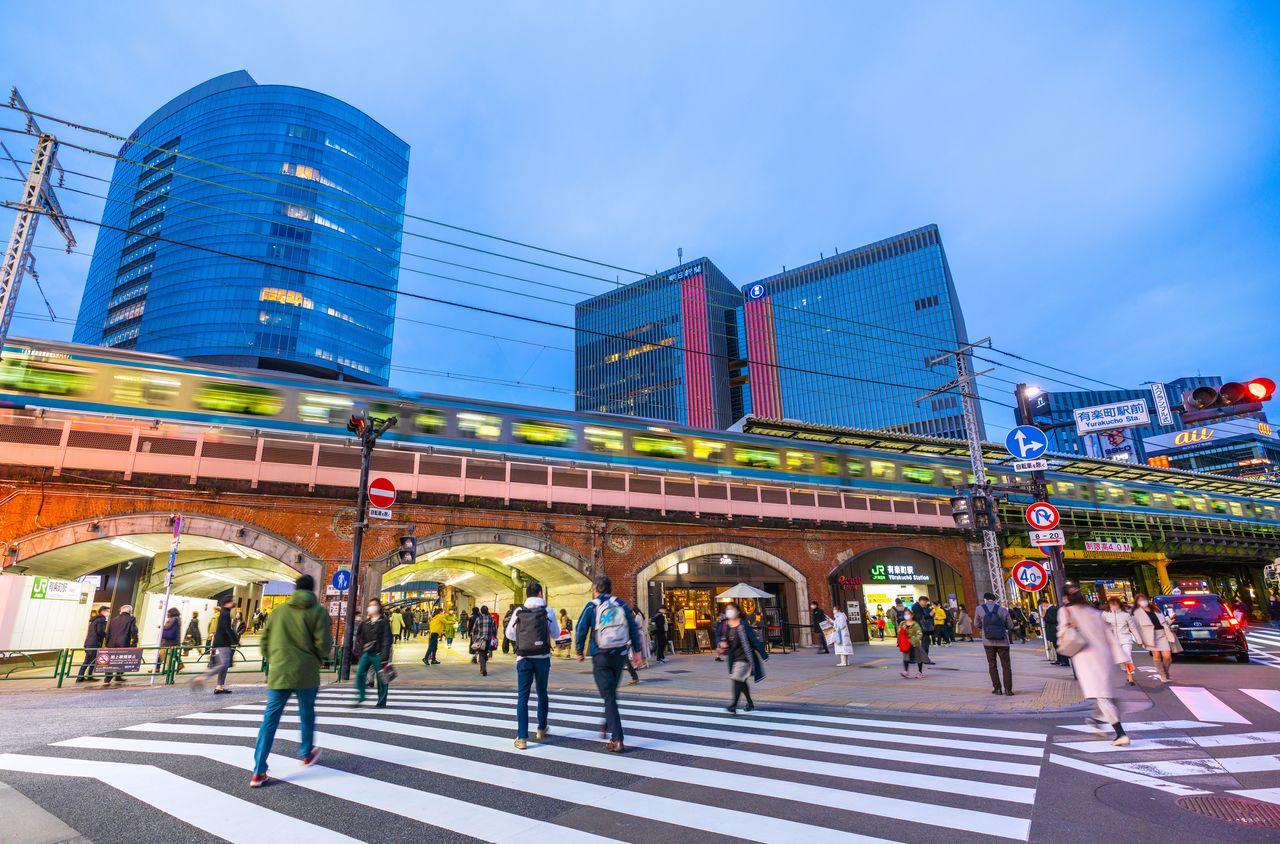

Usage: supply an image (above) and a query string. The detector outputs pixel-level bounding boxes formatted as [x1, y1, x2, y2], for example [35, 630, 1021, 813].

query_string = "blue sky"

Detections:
[2, 2, 1277, 434]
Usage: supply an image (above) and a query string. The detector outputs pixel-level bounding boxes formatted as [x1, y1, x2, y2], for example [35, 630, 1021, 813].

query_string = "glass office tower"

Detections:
[575, 259, 742, 429]
[743, 225, 978, 439]
[73, 71, 409, 385]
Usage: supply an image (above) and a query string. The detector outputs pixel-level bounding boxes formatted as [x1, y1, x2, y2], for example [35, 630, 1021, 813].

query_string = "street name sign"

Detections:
[368, 507, 392, 520]
[1029, 529, 1066, 546]
[1012, 559, 1049, 592]
[1025, 502, 1061, 530]
[1012, 459, 1048, 472]
[1073, 399, 1150, 435]
[1005, 425, 1049, 460]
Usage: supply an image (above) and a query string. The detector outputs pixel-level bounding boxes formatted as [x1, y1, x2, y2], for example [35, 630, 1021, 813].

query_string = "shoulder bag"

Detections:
[1055, 607, 1087, 658]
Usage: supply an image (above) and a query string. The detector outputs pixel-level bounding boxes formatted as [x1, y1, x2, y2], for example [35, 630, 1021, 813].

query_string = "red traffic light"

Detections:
[1247, 378, 1276, 401]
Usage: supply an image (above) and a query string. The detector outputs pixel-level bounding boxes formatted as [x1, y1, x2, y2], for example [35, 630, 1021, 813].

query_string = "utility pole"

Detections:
[920, 338, 1005, 601]
[0, 88, 76, 347]
[1014, 384, 1068, 605]
[338, 411, 397, 682]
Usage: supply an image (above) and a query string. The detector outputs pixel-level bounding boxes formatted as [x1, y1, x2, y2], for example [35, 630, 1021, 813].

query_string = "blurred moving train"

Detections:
[2, 337, 1278, 525]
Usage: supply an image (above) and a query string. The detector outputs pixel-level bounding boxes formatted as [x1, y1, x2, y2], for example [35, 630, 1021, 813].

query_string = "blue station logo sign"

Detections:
[746, 283, 767, 300]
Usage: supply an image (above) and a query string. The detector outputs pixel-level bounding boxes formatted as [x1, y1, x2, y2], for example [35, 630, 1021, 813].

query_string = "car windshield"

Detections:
[1155, 595, 1226, 625]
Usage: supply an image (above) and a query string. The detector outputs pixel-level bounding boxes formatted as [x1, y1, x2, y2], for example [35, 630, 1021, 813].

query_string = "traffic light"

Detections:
[1180, 379, 1274, 423]
[347, 413, 367, 435]
[948, 490, 999, 531]
[397, 534, 416, 565]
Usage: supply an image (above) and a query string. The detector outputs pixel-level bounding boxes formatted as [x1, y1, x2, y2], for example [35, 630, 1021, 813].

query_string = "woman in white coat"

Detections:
[1102, 598, 1143, 686]
[832, 605, 854, 667]
[1131, 592, 1177, 684]
[1059, 587, 1129, 746]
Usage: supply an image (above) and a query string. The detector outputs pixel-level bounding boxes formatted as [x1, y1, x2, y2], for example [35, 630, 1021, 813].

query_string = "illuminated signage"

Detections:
[667, 267, 703, 282]
[1260, 422, 1274, 436]
[868, 563, 931, 583]
[1174, 428, 1214, 446]
[746, 283, 766, 300]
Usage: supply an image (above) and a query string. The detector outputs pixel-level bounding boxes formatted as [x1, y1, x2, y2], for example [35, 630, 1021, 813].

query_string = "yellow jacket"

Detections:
[429, 613, 449, 635]
[932, 605, 947, 625]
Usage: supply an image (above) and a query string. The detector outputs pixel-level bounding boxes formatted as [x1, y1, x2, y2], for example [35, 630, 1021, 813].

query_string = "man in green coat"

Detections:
[250, 574, 333, 788]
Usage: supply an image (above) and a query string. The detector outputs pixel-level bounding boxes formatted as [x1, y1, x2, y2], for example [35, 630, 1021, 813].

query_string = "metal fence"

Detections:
[0, 644, 343, 686]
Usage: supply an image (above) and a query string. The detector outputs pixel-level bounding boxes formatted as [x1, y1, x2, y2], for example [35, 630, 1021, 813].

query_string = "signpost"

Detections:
[1012, 559, 1049, 593]
[152, 514, 182, 685]
[1072, 399, 1150, 435]
[1029, 529, 1066, 547]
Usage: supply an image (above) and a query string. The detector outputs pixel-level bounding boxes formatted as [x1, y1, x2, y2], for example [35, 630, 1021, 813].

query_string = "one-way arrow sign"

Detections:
[1005, 425, 1049, 460]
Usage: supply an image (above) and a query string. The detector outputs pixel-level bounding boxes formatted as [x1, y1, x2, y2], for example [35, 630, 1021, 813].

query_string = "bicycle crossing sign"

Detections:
[1012, 559, 1049, 592]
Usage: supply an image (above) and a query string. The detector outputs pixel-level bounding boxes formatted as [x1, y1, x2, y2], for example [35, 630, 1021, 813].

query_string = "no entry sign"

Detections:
[368, 477, 397, 509]
[1012, 559, 1049, 592]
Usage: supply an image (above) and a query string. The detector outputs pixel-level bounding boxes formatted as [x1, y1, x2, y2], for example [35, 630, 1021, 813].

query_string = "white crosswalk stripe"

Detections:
[1170, 686, 1250, 724]
[1246, 627, 1280, 651]
[0, 687, 1045, 843]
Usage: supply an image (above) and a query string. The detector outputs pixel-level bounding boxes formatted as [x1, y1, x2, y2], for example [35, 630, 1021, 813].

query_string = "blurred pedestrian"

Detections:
[810, 601, 829, 654]
[102, 604, 139, 684]
[160, 606, 184, 672]
[250, 574, 331, 787]
[1060, 587, 1129, 746]
[832, 604, 853, 667]
[911, 597, 935, 661]
[194, 596, 238, 694]
[507, 581, 558, 749]
[501, 605, 516, 655]
[897, 610, 926, 678]
[653, 607, 670, 663]
[183, 611, 202, 656]
[974, 592, 1013, 696]
[717, 601, 767, 714]
[1102, 597, 1142, 685]
[389, 606, 404, 643]
[1132, 593, 1177, 684]
[955, 605, 974, 642]
[471, 604, 497, 676]
[423, 609, 445, 665]
[444, 608, 457, 647]
[75, 605, 110, 683]
[353, 598, 392, 708]
[575, 574, 644, 752]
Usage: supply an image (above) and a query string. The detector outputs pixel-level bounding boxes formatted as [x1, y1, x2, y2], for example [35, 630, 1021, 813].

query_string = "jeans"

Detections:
[425, 633, 439, 662]
[253, 687, 317, 775]
[355, 651, 387, 706]
[201, 647, 232, 685]
[592, 650, 627, 742]
[985, 645, 1012, 693]
[515, 657, 550, 739]
[77, 648, 98, 678]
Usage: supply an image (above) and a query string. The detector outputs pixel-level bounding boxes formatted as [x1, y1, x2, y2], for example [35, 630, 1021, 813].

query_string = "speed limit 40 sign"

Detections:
[1012, 558, 1049, 593]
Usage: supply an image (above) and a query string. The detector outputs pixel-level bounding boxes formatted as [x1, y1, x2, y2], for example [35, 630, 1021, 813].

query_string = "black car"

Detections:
[1153, 594, 1249, 663]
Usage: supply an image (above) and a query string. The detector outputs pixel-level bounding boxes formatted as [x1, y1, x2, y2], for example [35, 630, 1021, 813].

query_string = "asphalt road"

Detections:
[1, 633, 1278, 844]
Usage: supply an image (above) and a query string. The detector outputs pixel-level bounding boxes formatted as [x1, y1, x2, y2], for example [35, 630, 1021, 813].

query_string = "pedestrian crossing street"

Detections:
[0, 686, 1051, 843]
[1247, 626, 1280, 666]
[1050, 684, 1280, 805]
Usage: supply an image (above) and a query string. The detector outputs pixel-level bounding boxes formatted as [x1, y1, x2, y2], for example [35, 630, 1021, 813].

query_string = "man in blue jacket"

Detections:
[575, 574, 644, 753]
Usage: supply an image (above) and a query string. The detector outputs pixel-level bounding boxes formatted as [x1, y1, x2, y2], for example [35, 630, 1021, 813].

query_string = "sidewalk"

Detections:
[0, 634, 1090, 715]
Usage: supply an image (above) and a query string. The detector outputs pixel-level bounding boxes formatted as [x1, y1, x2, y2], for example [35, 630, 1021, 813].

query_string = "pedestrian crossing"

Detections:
[1050, 684, 1280, 805]
[1246, 626, 1280, 652]
[0, 686, 1049, 843]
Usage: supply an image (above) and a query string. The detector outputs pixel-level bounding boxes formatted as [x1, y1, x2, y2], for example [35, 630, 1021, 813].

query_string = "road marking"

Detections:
[313, 693, 1045, 758]
[1059, 720, 1215, 733]
[1053, 737, 1196, 754]
[1193, 731, 1280, 749]
[1109, 758, 1228, 777]
[1242, 689, 1280, 714]
[54, 737, 614, 844]
[1048, 753, 1211, 797]
[202, 707, 1036, 839]
[1170, 687, 1249, 724]
[0, 753, 359, 843]
[346, 688, 1046, 742]
[1229, 788, 1280, 806]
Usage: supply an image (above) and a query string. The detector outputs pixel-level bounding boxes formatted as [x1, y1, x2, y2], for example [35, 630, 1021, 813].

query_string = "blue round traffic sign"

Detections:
[1005, 425, 1049, 460]
[331, 570, 352, 592]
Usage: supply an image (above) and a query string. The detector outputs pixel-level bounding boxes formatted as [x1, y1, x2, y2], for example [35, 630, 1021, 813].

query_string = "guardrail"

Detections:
[1, 644, 344, 686]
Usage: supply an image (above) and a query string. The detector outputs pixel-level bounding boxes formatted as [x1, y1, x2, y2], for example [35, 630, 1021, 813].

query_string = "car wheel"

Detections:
[1236, 652, 1250, 664]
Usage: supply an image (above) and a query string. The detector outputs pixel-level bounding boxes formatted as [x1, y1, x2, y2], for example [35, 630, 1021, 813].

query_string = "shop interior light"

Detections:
[110, 537, 153, 557]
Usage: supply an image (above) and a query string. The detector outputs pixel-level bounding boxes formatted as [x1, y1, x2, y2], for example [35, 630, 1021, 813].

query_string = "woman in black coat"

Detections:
[716, 601, 768, 714]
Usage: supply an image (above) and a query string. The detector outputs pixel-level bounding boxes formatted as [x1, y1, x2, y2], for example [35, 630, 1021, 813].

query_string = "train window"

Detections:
[819, 455, 840, 476]
[785, 451, 815, 473]
[414, 408, 446, 434]
[298, 393, 353, 425]
[0, 359, 92, 396]
[870, 460, 897, 481]
[1264, 505, 1277, 520]
[735, 446, 780, 469]
[195, 382, 283, 416]
[940, 467, 964, 486]
[1210, 499, 1227, 515]
[112, 373, 180, 406]
[1078, 485, 1094, 502]
[693, 440, 726, 463]
[1229, 501, 1244, 517]
[1105, 486, 1127, 504]
[1191, 496, 1208, 513]
[457, 412, 501, 440]
[902, 465, 935, 485]
[847, 458, 865, 477]
[1150, 492, 1167, 508]
[1053, 481, 1076, 497]
[1172, 493, 1192, 511]
[633, 434, 686, 459]
[513, 420, 575, 447]
[584, 427, 624, 453]
[1130, 491, 1151, 507]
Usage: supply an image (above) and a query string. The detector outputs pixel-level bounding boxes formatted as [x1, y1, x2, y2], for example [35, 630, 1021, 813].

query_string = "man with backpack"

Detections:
[974, 592, 1014, 696]
[505, 581, 559, 750]
[575, 574, 644, 753]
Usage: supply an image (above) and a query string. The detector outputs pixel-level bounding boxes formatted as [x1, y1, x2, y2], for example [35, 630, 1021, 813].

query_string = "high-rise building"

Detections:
[72, 71, 409, 385]
[574, 259, 742, 428]
[742, 224, 978, 439]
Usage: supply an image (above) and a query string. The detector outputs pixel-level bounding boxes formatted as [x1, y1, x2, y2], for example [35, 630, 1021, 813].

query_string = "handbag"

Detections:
[1056, 609, 1087, 658]
[381, 664, 397, 683]
[1164, 618, 1185, 654]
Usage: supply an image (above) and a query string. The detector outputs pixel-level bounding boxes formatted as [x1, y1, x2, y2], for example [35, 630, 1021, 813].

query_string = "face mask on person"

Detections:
[1138, 599, 1149, 608]
[367, 605, 380, 616]
[1109, 603, 1121, 611]
[725, 608, 739, 619]
[904, 613, 914, 623]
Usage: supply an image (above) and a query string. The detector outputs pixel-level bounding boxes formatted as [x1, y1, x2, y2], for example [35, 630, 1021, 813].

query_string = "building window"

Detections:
[260, 287, 314, 309]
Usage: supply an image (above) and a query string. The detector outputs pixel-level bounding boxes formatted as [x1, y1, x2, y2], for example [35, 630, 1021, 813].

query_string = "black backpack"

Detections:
[981, 603, 1009, 640]
[514, 606, 550, 657]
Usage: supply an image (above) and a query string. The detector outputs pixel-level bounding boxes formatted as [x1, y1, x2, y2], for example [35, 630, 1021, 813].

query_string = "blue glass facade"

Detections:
[743, 225, 978, 439]
[73, 71, 409, 385]
[575, 259, 741, 428]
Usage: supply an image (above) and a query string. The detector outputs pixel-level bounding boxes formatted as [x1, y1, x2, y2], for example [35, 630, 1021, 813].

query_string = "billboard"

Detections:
[1074, 399, 1150, 435]
[1144, 419, 1278, 453]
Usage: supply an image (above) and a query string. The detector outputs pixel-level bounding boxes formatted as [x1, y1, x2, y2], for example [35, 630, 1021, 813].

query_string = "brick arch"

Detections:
[634, 541, 811, 619]
[11, 512, 323, 584]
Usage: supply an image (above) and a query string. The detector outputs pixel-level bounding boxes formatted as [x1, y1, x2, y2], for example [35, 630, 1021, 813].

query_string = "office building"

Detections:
[73, 71, 409, 385]
[742, 224, 978, 439]
[1145, 418, 1280, 480]
[575, 259, 742, 429]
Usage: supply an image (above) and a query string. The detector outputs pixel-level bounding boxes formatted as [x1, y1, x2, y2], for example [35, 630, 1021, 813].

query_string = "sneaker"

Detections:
[628, 677, 639, 685]
[1084, 718, 1107, 737]
[743, 703, 754, 712]
[534, 728, 549, 741]
[214, 688, 231, 695]
[514, 738, 528, 750]
[1111, 735, 1131, 747]
[374, 701, 387, 708]
[726, 706, 738, 715]
[300, 749, 320, 768]
[249, 773, 269, 788]
[900, 671, 911, 678]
